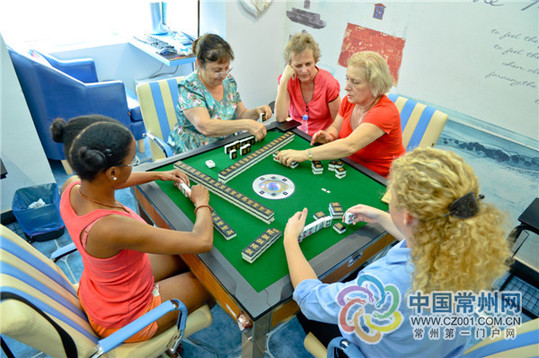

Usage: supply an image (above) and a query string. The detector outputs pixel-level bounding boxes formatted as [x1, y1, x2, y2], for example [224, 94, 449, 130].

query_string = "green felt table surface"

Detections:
[153, 131, 388, 292]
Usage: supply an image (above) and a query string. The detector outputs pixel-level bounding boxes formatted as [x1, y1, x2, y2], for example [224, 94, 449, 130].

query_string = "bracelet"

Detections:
[328, 132, 337, 141]
[194, 204, 212, 215]
[307, 148, 314, 161]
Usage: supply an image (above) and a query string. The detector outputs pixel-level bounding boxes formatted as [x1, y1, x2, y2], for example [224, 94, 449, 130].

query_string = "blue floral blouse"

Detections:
[167, 71, 242, 154]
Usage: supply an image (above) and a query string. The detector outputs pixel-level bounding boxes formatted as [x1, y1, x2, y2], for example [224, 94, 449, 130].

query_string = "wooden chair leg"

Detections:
[61, 160, 73, 175]
[137, 139, 145, 154]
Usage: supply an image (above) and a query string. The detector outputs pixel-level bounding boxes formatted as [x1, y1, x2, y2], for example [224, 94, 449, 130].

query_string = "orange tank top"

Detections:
[60, 181, 154, 328]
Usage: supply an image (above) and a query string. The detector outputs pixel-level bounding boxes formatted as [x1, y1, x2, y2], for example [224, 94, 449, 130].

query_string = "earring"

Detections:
[113, 177, 117, 181]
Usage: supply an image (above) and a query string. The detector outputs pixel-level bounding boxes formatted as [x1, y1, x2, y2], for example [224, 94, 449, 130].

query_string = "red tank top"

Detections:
[60, 181, 154, 328]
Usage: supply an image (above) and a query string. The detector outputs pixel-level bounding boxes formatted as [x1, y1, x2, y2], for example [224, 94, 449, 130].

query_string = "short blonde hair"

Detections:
[284, 32, 321, 64]
[348, 51, 393, 97]
[389, 147, 511, 293]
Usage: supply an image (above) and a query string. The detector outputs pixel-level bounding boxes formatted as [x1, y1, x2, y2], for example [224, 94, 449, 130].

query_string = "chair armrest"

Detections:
[35, 50, 99, 83]
[146, 132, 174, 158]
[50, 243, 77, 262]
[91, 299, 187, 358]
[327, 337, 365, 358]
[125, 88, 143, 121]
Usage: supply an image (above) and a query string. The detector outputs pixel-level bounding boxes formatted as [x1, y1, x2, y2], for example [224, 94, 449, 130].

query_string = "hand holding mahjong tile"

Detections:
[344, 204, 385, 224]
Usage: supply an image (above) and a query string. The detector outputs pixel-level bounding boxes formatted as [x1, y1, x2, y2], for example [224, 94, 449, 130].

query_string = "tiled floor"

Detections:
[2, 123, 537, 357]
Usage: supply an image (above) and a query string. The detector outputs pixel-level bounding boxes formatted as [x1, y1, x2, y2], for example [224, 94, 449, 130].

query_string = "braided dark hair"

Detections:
[50, 115, 133, 181]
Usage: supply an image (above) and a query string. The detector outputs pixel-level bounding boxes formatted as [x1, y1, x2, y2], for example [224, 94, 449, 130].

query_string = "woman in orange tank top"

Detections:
[51, 115, 213, 342]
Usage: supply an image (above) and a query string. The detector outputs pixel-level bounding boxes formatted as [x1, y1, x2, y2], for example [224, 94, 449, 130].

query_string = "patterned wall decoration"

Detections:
[338, 23, 405, 83]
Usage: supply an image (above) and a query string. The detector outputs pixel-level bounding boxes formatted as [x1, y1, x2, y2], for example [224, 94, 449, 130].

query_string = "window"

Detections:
[0, 0, 198, 48]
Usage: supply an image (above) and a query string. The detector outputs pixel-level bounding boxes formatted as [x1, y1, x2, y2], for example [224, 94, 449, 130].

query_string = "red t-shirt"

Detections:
[338, 95, 405, 177]
[278, 67, 340, 136]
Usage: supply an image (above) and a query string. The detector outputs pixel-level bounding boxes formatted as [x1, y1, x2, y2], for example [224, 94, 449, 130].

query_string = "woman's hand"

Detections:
[256, 105, 273, 121]
[345, 204, 385, 224]
[311, 130, 335, 145]
[190, 184, 210, 207]
[284, 208, 308, 247]
[159, 169, 190, 186]
[276, 149, 308, 167]
[247, 121, 267, 141]
[281, 64, 296, 82]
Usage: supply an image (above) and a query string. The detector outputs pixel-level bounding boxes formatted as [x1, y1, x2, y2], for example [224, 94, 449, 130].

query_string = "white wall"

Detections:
[199, 0, 287, 108]
[1, 34, 55, 214]
[283, 1, 538, 142]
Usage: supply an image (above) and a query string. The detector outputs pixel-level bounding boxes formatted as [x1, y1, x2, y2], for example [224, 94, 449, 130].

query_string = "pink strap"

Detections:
[81, 219, 101, 250]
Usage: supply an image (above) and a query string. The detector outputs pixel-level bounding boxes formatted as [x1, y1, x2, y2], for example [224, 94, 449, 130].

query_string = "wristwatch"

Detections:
[307, 149, 313, 161]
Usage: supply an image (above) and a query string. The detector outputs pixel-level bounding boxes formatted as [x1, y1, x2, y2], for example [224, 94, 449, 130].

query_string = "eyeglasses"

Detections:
[118, 156, 139, 168]
[211, 67, 233, 78]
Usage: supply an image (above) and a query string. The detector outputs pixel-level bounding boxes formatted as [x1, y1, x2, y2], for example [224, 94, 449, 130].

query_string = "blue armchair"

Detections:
[7, 47, 145, 173]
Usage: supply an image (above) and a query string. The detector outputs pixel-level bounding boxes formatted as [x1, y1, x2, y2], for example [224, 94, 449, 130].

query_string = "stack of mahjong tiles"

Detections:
[334, 212, 354, 234]
[329, 202, 344, 219]
[242, 228, 282, 263]
[224, 135, 256, 159]
[211, 210, 236, 240]
[225, 135, 256, 159]
[298, 211, 332, 242]
[311, 160, 323, 175]
[174, 161, 275, 223]
[218, 132, 295, 183]
[329, 160, 346, 179]
[175, 181, 237, 240]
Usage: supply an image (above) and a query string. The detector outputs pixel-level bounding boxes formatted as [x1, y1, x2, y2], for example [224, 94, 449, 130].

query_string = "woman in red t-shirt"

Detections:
[277, 51, 405, 177]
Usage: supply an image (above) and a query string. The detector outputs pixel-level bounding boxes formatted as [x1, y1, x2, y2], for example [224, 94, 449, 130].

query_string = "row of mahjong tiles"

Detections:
[176, 176, 354, 263]
[245, 204, 353, 263]
[175, 181, 237, 240]
[242, 228, 282, 263]
[174, 160, 275, 223]
[218, 132, 294, 182]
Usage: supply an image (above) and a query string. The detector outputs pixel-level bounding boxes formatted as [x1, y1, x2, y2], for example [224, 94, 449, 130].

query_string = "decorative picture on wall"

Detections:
[338, 23, 405, 83]
[286, 0, 326, 29]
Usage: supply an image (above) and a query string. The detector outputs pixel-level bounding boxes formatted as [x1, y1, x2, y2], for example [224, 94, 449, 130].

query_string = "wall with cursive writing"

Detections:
[284, 0, 538, 141]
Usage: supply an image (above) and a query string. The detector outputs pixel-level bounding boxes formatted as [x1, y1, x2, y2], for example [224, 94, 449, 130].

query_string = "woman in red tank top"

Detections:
[51, 115, 213, 342]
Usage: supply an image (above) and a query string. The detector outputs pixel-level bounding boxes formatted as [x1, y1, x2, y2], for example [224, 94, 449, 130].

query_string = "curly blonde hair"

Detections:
[348, 51, 393, 97]
[284, 32, 321, 64]
[388, 148, 511, 293]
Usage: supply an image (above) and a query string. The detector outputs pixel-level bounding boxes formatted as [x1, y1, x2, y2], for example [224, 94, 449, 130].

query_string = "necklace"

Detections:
[78, 190, 124, 210]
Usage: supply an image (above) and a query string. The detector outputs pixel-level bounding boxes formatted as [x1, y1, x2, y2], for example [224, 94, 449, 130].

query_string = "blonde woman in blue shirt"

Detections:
[168, 33, 272, 153]
[283, 147, 511, 357]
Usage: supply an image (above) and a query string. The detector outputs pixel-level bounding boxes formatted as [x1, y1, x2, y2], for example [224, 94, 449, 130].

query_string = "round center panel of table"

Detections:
[252, 174, 295, 200]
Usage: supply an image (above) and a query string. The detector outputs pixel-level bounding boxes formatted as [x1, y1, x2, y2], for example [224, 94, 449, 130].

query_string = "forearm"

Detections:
[118, 171, 165, 188]
[308, 138, 358, 161]
[197, 118, 256, 137]
[275, 82, 291, 122]
[284, 240, 317, 288]
[324, 126, 339, 140]
[238, 107, 260, 120]
[190, 206, 214, 252]
[378, 212, 406, 241]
